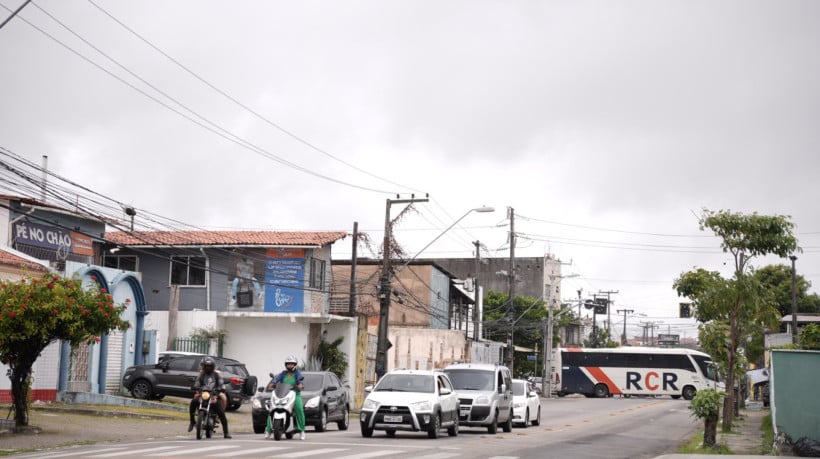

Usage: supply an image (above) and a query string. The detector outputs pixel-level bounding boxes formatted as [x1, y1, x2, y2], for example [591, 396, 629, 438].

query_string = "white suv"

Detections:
[360, 369, 459, 439]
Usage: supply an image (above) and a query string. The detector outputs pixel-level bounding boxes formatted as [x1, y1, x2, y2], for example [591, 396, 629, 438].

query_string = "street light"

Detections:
[543, 273, 579, 398]
[375, 205, 495, 379]
[402, 206, 495, 266]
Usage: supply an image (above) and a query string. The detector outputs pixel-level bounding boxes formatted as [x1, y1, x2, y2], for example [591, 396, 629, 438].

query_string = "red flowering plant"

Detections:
[0, 273, 130, 427]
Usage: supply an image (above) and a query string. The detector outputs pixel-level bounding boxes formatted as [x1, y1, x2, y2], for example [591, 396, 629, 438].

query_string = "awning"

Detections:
[747, 368, 769, 385]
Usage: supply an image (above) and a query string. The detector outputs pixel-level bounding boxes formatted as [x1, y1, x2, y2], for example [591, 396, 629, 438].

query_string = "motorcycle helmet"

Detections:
[284, 355, 298, 368]
[202, 357, 216, 374]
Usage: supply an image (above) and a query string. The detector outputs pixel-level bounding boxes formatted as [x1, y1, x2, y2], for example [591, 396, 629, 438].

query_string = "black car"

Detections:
[121, 354, 257, 410]
[251, 371, 350, 433]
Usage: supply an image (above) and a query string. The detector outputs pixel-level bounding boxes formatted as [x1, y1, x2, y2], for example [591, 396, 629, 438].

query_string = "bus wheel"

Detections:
[682, 386, 696, 401]
[594, 384, 609, 398]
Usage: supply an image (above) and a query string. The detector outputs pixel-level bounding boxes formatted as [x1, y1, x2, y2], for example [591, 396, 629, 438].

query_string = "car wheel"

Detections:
[337, 406, 350, 431]
[594, 383, 609, 398]
[521, 409, 529, 429]
[532, 407, 540, 426]
[682, 386, 696, 401]
[447, 416, 459, 437]
[386, 429, 397, 437]
[130, 379, 153, 400]
[361, 425, 374, 438]
[253, 423, 265, 434]
[487, 411, 498, 434]
[427, 412, 440, 439]
[502, 410, 513, 433]
[315, 408, 327, 432]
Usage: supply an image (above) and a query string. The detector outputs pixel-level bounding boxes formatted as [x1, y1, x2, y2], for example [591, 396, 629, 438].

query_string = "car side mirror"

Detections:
[440, 387, 451, 395]
[327, 385, 338, 392]
[364, 385, 373, 393]
[500, 383, 506, 394]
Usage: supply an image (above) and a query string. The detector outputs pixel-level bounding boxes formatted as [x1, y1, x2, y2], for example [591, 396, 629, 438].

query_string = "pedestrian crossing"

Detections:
[13, 443, 518, 459]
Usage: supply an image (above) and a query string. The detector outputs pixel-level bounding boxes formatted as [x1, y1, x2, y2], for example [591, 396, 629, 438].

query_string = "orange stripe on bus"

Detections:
[585, 367, 622, 395]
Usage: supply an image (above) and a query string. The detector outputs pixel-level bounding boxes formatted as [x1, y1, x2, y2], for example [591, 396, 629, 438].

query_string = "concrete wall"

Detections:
[771, 349, 820, 442]
[389, 328, 468, 371]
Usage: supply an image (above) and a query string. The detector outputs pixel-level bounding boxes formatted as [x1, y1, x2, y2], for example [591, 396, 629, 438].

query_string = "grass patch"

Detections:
[677, 431, 731, 455]
[759, 413, 774, 455]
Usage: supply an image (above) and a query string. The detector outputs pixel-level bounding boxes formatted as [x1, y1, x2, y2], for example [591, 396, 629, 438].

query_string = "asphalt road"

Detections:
[3, 396, 699, 459]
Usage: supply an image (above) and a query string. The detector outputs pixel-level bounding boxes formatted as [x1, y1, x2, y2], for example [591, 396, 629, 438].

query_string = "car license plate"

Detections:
[383, 415, 402, 423]
[460, 408, 470, 416]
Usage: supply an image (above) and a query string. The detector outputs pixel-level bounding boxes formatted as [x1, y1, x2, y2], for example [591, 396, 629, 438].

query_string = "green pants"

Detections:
[267, 393, 305, 433]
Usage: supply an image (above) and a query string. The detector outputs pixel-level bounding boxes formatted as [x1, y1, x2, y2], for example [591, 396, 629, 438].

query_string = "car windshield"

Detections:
[375, 374, 434, 393]
[512, 381, 527, 396]
[302, 373, 323, 391]
[444, 370, 494, 391]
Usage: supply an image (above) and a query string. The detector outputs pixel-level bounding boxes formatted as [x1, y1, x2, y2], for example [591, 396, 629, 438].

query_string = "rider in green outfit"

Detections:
[267, 355, 305, 440]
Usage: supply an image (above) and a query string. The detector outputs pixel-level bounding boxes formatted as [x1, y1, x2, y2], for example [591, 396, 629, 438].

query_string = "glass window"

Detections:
[103, 255, 138, 271]
[170, 256, 206, 286]
[309, 258, 325, 289]
[512, 380, 527, 396]
[443, 370, 494, 391]
[167, 357, 197, 371]
[375, 374, 435, 393]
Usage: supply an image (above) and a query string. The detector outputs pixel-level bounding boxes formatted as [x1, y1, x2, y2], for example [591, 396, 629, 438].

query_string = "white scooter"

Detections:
[266, 378, 301, 441]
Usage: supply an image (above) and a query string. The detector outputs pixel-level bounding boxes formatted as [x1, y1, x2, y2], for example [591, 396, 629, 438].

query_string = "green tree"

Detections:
[754, 264, 819, 316]
[313, 336, 348, 379]
[674, 209, 797, 431]
[0, 273, 130, 427]
[482, 290, 547, 375]
[689, 389, 725, 447]
[799, 323, 820, 350]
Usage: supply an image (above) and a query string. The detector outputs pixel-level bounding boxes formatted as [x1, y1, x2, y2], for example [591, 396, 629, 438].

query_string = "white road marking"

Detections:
[90, 446, 180, 457]
[334, 450, 406, 459]
[146, 444, 236, 456]
[271, 447, 348, 457]
[210, 446, 293, 456]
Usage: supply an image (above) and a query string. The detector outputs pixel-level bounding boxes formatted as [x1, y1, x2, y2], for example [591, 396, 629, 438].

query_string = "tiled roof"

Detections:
[106, 230, 348, 247]
[0, 248, 49, 272]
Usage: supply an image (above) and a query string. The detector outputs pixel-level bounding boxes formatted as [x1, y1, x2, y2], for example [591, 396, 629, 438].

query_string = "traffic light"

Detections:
[679, 303, 691, 318]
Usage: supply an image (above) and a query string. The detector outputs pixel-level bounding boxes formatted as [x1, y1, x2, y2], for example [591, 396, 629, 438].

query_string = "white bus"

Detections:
[551, 347, 720, 400]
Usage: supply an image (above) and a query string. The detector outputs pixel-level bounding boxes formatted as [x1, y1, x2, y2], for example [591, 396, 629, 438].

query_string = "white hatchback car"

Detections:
[360, 369, 459, 438]
[511, 379, 541, 427]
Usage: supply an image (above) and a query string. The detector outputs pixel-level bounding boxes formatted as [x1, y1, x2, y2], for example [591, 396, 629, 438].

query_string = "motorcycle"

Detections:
[195, 388, 221, 440]
[266, 377, 302, 441]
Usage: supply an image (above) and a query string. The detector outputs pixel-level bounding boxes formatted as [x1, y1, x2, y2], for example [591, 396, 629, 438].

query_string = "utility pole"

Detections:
[376, 196, 428, 379]
[473, 240, 482, 341]
[507, 207, 516, 373]
[617, 308, 634, 345]
[790, 255, 798, 345]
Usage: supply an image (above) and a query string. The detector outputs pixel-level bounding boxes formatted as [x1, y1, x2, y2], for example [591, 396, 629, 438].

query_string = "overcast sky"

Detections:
[2, 0, 818, 339]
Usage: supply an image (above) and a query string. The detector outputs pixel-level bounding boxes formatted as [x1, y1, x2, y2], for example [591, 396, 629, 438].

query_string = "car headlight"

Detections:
[252, 398, 262, 409]
[304, 396, 320, 409]
[473, 395, 491, 405]
[410, 400, 433, 412]
[513, 401, 525, 408]
[361, 399, 379, 411]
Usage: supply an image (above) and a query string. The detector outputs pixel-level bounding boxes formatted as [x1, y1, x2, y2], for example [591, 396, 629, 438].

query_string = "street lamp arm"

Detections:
[400, 206, 494, 269]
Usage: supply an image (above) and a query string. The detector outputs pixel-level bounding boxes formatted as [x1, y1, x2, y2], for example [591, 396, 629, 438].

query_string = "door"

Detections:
[497, 369, 513, 421]
[159, 356, 199, 396]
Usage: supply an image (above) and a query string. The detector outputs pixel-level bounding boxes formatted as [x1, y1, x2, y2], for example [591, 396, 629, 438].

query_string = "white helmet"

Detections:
[285, 355, 298, 367]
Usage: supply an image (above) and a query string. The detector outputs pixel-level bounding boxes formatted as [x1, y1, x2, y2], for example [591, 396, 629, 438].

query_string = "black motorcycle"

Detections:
[195, 388, 221, 440]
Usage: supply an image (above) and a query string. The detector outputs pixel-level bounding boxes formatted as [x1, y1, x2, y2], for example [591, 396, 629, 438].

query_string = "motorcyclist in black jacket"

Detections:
[188, 357, 231, 438]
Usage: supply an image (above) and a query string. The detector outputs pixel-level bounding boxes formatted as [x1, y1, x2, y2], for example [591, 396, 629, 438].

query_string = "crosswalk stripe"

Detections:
[90, 446, 179, 457]
[272, 447, 348, 457]
[147, 444, 236, 456]
[334, 450, 405, 459]
[18, 447, 128, 459]
[415, 453, 461, 459]
[210, 446, 292, 457]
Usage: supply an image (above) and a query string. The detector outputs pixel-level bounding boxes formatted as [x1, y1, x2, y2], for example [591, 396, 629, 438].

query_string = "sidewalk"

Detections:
[657, 403, 777, 459]
[719, 405, 770, 455]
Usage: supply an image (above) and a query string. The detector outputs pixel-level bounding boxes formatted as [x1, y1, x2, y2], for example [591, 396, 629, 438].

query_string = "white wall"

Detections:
[389, 328, 468, 371]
